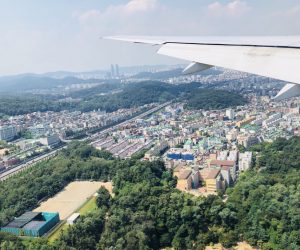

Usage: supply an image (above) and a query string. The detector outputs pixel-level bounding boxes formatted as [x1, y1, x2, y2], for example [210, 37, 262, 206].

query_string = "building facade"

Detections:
[0, 125, 17, 141]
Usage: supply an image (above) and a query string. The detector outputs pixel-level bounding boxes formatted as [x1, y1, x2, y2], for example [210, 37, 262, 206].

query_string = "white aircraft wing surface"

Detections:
[104, 36, 300, 100]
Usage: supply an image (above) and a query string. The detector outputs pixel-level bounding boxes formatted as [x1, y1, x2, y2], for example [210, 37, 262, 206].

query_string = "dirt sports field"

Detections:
[205, 242, 259, 250]
[34, 181, 112, 220]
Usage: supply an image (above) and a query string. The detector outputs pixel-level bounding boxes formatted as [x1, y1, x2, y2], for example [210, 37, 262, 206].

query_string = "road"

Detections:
[0, 102, 171, 181]
[88, 102, 171, 144]
[0, 147, 64, 181]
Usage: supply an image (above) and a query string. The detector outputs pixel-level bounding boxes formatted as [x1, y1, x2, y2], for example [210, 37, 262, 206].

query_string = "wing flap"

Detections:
[182, 62, 212, 75]
[158, 43, 300, 85]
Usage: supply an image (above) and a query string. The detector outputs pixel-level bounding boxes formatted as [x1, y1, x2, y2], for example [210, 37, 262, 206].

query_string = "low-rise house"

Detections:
[237, 134, 259, 148]
[209, 159, 237, 184]
[200, 169, 225, 193]
[177, 170, 193, 191]
[173, 164, 185, 179]
[176, 168, 200, 191]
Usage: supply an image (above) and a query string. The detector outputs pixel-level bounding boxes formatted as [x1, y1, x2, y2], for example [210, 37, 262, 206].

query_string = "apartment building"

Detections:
[0, 125, 17, 141]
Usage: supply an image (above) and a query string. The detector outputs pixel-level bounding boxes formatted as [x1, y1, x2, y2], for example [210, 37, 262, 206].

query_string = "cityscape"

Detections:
[0, 1, 300, 250]
[0, 63, 299, 250]
[1, 71, 299, 192]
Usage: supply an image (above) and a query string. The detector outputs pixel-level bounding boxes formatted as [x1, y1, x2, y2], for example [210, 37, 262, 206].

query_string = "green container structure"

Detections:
[1, 211, 59, 237]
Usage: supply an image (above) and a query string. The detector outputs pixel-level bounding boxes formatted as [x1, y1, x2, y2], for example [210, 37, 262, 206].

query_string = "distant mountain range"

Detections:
[0, 65, 226, 93]
[0, 64, 187, 80]
[0, 75, 105, 93]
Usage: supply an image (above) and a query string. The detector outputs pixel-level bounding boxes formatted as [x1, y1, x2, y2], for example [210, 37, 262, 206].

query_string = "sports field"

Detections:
[34, 181, 112, 220]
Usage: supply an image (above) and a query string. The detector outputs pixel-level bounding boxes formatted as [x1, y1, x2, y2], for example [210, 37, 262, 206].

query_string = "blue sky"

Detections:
[0, 0, 299, 75]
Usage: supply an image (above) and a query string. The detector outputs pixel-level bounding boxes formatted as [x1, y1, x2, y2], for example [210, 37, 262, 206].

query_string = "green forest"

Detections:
[0, 82, 246, 116]
[0, 137, 299, 250]
[183, 89, 246, 110]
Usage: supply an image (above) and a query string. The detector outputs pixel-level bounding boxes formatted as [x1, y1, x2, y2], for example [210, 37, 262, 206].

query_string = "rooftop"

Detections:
[206, 169, 220, 179]
[210, 160, 235, 167]
[178, 169, 192, 180]
[5, 212, 40, 228]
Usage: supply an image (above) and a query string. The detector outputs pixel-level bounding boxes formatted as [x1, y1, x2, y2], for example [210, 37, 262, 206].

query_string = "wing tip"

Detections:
[102, 35, 165, 45]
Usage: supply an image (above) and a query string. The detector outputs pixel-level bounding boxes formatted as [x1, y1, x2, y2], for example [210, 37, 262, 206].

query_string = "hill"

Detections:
[77, 81, 205, 112]
[226, 137, 300, 249]
[183, 89, 247, 110]
[0, 75, 103, 92]
[132, 68, 183, 79]
[0, 81, 247, 116]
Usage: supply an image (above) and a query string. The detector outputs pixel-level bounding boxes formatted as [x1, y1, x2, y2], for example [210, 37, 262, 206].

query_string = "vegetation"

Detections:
[0, 81, 246, 116]
[0, 142, 113, 227]
[226, 137, 300, 249]
[0, 137, 299, 249]
[183, 89, 247, 110]
[96, 187, 111, 209]
[0, 95, 77, 116]
[0, 75, 105, 92]
[75, 81, 202, 113]
[78, 197, 98, 215]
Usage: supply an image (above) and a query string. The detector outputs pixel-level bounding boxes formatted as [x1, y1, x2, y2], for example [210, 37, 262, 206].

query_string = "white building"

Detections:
[226, 129, 238, 142]
[251, 118, 264, 126]
[29, 124, 48, 138]
[217, 150, 228, 161]
[67, 213, 80, 225]
[228, 150, 238, 162]
[263, 113, 282, 128]
[39, 134, 61, 147]
[0, 125, 17, 141]
[239, 152, 253, 171]
[226, 109, 235, 120]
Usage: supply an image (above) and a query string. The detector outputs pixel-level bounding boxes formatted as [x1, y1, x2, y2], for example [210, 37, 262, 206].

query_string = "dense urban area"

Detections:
[0, 65, 299, 250]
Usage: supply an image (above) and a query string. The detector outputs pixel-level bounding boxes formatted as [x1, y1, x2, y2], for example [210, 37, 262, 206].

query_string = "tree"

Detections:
[96, 187, 111, 208]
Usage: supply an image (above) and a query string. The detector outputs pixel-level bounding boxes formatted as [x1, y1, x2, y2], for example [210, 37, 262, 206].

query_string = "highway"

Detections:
[0, 102, 171, 181]
[0, 147, 64, 181]
[88, 102, 171, 143]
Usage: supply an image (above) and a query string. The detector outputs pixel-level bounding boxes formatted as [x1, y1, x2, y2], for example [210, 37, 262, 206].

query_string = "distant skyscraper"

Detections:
[226, 109, 235, 120]
[115, 64, 120, 77]
[110, 64, 115, 78]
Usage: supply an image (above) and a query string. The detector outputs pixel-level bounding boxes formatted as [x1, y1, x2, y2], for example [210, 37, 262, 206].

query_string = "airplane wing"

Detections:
[104, 36, 300, 100]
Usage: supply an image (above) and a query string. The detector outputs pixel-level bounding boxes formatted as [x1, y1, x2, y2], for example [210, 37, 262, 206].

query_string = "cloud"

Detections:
[125, 0, 158, 13]
[208, 2, 224, 12]
[285, 5, 300, 16]
[78, 0, 159, 22]
[208, 0, 251, 17]
[78, 10, 101, 22]
[76, 0, 163, 35]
